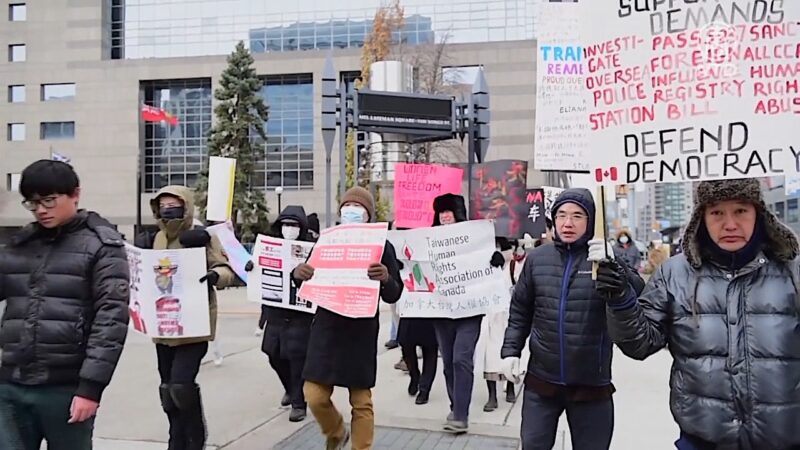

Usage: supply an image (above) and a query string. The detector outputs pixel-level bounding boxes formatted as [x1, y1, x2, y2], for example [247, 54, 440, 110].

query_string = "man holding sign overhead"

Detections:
[293, 187, 403, 450]
[502, 188, 644, 450]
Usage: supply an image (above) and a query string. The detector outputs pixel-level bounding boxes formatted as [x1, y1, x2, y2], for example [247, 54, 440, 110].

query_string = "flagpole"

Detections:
[137, 94, 145, 237]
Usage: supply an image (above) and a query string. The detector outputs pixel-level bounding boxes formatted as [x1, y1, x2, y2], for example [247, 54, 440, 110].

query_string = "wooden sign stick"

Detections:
[592, 185, 608, 281]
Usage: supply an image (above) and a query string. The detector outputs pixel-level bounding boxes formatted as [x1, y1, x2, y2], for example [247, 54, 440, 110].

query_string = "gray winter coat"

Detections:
[607, 179, 800, 449]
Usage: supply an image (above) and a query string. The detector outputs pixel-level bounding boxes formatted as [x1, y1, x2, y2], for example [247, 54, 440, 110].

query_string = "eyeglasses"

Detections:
[554, 212, 588, 223]
[21, 196, 59, 211]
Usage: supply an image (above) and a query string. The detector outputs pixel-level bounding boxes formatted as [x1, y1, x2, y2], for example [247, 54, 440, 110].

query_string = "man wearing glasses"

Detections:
[0, 160, 130, 450]
[501, 188, 644, 450]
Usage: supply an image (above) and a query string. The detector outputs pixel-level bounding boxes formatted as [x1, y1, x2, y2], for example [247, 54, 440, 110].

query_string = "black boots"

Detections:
[484, 381, 498, 412]
[160, 384, 185, 450]
[161, 384, 207, 450]
[506, 381, 517, 403]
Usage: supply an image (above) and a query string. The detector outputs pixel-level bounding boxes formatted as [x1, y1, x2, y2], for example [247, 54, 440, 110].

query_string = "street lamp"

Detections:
[275, 186, 283, 213]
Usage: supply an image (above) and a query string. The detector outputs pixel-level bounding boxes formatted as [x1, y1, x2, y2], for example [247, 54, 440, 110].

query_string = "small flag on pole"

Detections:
[51, 151, 71, 163]
[141, 105, 179, 126]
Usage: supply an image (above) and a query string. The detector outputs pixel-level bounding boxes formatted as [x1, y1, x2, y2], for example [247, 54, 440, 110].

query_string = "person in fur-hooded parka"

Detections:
[606, 178, 800, 450]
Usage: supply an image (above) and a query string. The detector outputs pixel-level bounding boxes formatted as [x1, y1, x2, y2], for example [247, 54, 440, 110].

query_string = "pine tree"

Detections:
[195, 41, 270, 242]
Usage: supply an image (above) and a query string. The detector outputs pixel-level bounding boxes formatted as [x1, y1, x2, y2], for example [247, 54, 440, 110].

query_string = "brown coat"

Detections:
[149, 185, 235, 346]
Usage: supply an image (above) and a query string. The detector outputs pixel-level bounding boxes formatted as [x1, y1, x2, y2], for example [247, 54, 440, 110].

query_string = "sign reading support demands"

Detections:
[578, 1, 800, 184]
[248, 235, 316, 314]
[388, 220, 511, 319]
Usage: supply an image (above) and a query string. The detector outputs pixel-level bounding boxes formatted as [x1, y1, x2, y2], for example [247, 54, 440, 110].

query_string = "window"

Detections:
[775, 201, 786, 221]
[8, 44, 25, 62]
[41, 83, 76, 101]
[8, 3, 25, 22]
[255, 74, 314, 189]
[6, 173, 21, 192]
[8, 85, 24, 103]
[142, 78, 213, 192]
[40, 121, 75, 140]
[7, 123, 25, 141]
[788, 199, 799, 223]
[109, 0, 124, 59]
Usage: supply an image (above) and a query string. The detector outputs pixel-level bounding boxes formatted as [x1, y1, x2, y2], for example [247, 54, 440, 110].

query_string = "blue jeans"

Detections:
[521, 389, 613, 450]
[434, 316, 482, 422]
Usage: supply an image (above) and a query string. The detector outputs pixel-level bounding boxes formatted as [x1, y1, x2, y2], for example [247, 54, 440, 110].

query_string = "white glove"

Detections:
[501, 357, 523, 384]
[588, 239, 615, 262]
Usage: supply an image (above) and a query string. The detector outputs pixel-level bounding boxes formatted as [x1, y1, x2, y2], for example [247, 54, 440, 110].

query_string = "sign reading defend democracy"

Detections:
[388, 220, 511, 319]
[393, 163, 464, 228]
[297, 223, 388, 319]
[578, 1, 800, 184]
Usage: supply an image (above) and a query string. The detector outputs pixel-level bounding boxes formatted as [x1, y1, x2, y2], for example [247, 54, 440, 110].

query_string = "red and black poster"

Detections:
[469, 160, 528, 238]
[522, 189, 546, 238]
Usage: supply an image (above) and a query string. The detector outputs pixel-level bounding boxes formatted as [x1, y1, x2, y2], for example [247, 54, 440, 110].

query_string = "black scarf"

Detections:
[698, 215, 764, 271]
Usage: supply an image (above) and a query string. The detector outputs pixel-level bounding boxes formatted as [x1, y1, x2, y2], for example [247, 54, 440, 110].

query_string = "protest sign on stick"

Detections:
[206, 156, 236, 222]
[248, 235, 316, 313]
[522, 189, 546, 238]
[206, 223, 249, 282]
[394, 163, 463, 229]
[126, 245, 210, 338]
[578, 2, 800, 185]
[469, 160, 529, 238]
[388, 220, 511, 319]
[297, 223, 388, 318]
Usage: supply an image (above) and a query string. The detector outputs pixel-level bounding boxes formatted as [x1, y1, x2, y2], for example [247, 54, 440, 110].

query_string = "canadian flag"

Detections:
[595, 167, 619, 183]
[141, 105, 179, 126]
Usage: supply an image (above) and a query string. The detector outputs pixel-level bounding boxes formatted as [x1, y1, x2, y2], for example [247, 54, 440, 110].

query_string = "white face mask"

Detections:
[620, 236, 630, 244]
[340, 205, 367, 224]
[282, 225, 301, 241]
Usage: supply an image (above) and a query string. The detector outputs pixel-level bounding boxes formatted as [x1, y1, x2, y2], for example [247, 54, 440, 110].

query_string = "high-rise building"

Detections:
[0, 1, 540, 237]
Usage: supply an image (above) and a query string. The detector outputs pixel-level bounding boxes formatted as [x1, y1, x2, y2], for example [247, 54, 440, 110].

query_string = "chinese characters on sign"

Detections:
[247, 235, 316, 314]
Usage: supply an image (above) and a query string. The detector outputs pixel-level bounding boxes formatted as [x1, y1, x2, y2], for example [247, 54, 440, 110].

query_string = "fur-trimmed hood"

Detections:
[682, 178, 799, 269]
[432, 193, 467, 226]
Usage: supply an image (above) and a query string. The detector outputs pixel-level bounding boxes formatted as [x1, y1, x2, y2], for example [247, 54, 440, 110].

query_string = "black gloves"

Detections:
[596, 259, 627, 299]
[179, 229, 211, 249]
[490, 251, 505, 268]
[199, 270, 220, 287]
[245, 260, 254, 272]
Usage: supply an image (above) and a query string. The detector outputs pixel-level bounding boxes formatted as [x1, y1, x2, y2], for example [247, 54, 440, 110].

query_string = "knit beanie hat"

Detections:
[340, 186, 376, 222]
[682, 178, 798, 268]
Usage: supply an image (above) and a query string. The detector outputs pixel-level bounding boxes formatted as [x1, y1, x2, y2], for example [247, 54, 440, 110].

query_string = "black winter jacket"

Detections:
[501, 188, 644, 386]
[0, 211, 130, 401]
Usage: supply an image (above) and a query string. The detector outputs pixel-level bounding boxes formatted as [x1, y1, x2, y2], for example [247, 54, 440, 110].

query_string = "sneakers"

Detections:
[254, 327, 264, 337]
[384, 339, 399, 349]
[213, 356, 224, 367]
[326, 427, 351, 450]
[280, 393, 291, 407]
[443, 419, 469, 434]
[289, 407, 307, 423]
[394, 359, 408, 372]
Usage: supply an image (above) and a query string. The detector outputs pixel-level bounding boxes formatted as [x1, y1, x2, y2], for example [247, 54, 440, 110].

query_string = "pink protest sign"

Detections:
[298, 223, 388, 318]
[393, 163, 464, 228]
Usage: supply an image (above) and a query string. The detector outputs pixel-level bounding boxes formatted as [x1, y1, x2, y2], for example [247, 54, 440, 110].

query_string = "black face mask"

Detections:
[160, 206, 185, 220]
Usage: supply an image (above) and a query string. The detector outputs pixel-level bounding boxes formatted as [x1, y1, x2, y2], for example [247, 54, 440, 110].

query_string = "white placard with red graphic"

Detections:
[578, 2, 800, 185]
[247, 235, 316, 314]
[125, 244, 210, 338]
[387, 220, 511, 319]
[297, 223, 388, 318]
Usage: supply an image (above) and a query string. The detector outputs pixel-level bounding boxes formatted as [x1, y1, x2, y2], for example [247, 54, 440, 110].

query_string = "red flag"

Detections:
[141, 105, 178, 126]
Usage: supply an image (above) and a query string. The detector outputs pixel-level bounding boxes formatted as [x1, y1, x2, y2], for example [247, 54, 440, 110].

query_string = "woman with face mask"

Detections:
[255, 205, 314, 423]
[613, 230, 641, 271]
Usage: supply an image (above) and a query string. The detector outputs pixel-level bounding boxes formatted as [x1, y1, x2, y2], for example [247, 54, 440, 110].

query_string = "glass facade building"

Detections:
[142, 78, 212, 192]
[114, 0, 535, 59]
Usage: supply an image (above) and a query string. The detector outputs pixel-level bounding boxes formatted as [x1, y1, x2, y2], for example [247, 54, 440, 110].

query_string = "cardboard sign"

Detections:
[578, 2, 800, 184]
[126, 245, 210, 338]
[469, 160, 529, 238]
[247, 235, 316, 314]
[206, 223, 249, 282]
[388, 220, 511, 319]
[394, 163, 464, 228]
[206, 156, 236, 222]
[297, 223, 388, 318]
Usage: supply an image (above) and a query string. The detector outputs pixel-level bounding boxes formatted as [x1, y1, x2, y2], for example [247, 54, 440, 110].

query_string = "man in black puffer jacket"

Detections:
[501, 188, 644, 450]
[0, 160, 130, 450]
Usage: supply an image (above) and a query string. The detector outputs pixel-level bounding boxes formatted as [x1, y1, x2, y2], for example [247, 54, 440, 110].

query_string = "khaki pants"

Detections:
[304, 381, 374, 449]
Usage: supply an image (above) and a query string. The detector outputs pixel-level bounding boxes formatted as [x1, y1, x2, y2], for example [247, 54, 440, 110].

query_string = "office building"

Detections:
[0, 0, 539, 237]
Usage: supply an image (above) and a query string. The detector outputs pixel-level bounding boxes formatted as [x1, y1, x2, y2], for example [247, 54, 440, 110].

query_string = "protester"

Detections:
[306, 212, 321, 242]
[0, 160, 130, 450]
[501, 188, 645, 450]
[397, 267, 439, 406]
[643, 240, 668, 275]
[606, 179, 800, 450]
[259, 205, 314, 423]
[149, 186, 236, 450]
[431, 193, 505, 434]
[476, 237, 517, 411]
[614, 230, 641, 271]
[294, 187, 403, 450]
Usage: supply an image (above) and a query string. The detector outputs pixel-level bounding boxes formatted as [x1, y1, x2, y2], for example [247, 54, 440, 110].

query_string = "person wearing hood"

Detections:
[606, 179, 800, 450]
[306, 212, 321, 242]
[431, 193, 506, 434]
[501, 188, 645, 450]
[0, 161, 130, 450]
[614, 230, 641, 271]
[149, 185, 236, 450]
[261, 205, 314, 423]
[293, 187, 403, 450]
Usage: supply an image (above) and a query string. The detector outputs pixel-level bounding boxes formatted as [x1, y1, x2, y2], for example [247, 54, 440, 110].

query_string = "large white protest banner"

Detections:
[578, 2, 800, 185]
[388, 220, 511, 319]
[126, 244, 210, 338]
[248, 235, 316, 314]
[533, 0, 590, 172]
